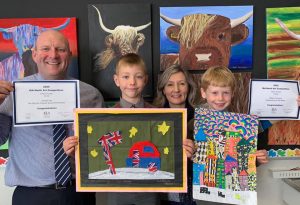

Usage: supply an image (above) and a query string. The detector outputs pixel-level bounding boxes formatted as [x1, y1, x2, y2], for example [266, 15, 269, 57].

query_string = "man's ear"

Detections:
[113, 74, 120, 87]
[200, 88, 206, 99]
[31, 49, 38, 64]
[145, 75, 149, 84]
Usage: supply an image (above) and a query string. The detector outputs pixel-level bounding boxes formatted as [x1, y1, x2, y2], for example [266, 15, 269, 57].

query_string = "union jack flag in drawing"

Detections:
[132, 150, 140, 167]
[98, 130, 123, 175]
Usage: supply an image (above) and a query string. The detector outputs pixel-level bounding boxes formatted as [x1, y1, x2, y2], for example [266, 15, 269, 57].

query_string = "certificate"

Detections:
[13, 80, 80, 126]
[248, 79, 299, 120]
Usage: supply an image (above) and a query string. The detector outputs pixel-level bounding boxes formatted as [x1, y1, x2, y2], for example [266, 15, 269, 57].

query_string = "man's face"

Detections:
[32, 31, 71, 80]
[201, 85, 233, 111]
[113, 65, 148, 104]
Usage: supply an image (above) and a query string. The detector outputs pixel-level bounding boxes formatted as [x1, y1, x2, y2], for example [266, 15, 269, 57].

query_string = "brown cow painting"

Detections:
[160, 6, 253, 71]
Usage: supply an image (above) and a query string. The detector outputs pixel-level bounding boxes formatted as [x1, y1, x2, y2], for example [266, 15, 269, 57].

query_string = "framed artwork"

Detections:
[193, 108, 258, 205]
[88, 4, 152, 99]
[0, 17, 78, 81]
[75, 108, 187, 192]
[160, 6, 253, 71]
[265, 7, 300, 156]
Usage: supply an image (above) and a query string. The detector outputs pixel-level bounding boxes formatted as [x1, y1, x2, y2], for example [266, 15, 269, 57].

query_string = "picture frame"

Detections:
[74, 108, 187, 192]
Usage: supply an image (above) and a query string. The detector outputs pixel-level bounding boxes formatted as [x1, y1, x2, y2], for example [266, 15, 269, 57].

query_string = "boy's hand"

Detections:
[297, 95, 300, 106]
[63, 136, 78, 157]
[183, 139, 195, 159]
[255, 149, 269, 165]
[0, 80, 13, 105]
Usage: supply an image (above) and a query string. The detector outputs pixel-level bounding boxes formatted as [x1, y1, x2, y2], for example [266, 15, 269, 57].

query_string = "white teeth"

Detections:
[47, 62, 59, 65]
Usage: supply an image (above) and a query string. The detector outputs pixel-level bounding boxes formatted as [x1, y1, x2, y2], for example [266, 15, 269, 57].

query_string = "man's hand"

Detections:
[0, 81, 13, 105]
[63, 136, 78, 157]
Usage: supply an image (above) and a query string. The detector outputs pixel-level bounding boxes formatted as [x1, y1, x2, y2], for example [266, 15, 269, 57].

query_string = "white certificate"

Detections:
[13, 80, 80, 126]
[248, 79, 299, 120]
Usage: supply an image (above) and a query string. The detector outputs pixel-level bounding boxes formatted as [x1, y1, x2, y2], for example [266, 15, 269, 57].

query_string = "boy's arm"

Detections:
[0, 113, 12, 145]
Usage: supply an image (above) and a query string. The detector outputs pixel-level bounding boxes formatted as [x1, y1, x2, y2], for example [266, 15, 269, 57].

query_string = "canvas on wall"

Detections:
[266, 7, 300, 150]
[160, 6, 253, 71]
[75, 108, 187, 192]
[88, 4, 152, 100]
[193, 108, 258, 205]
[0, 17, 78, 166]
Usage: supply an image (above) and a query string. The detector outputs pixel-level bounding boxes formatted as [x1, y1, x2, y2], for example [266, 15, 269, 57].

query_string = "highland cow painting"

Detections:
[266, 7, 300, 147]
[266, 7, 300, 80]
[160, 6, 253, 71]
[88, 4, 152, 99]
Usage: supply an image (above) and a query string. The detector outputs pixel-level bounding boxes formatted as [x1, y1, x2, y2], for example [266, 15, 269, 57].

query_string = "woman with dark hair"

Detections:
[153, 64, 197, 205]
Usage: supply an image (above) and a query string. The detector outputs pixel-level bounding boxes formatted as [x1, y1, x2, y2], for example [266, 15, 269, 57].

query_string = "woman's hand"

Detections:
[255, 149, 269, 165]
[63, 136, 78, 157]
[183, 139, 195, 159]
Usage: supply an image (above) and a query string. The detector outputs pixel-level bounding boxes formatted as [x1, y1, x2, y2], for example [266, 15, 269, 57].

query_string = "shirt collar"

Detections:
[119, 98, 145, 108]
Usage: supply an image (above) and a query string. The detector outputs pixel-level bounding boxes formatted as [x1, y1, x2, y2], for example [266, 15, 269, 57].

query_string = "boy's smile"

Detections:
[201, 85, 233, 111]
[114, 65, 148, 104]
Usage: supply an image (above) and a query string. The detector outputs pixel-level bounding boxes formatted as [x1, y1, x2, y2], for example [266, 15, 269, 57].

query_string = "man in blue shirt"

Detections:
[0, 30, 104, 205]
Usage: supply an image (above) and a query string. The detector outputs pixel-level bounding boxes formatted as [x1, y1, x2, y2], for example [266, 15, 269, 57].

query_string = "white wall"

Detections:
[257, 158, 300, 205]
[0, 167, 14, 205]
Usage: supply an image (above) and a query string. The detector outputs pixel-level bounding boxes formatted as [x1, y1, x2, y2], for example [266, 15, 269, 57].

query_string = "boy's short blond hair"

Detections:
[201, 66, 235, 91]
[115, 53, 147, 74]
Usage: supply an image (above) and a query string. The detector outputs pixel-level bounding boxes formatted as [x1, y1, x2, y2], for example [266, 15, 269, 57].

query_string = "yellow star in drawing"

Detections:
[87, 125, 93, 134]
[129, 126, 138, 138]
[90, 149, 98, 158]
[157, 121, 170, 135]
[164, 147, 169, 155]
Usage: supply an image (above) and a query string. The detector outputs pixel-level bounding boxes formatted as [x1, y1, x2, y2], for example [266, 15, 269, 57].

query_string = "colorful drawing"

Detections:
[0, 17, 78, 81]
[160, 6, 253, 71]
[193, 108, 258, 205]
[266, 7, 300, 148]
[75, 108, 187, 192]
[88, 4, 152, 99]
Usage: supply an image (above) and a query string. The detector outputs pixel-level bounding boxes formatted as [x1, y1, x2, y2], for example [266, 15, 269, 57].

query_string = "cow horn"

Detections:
[92, 5, 114, 34]
[135, 22, 151, 32]
[51, 18, 71, 30]
[275, 18, 300, 40]
[230, 11, 253, 28]
[160, 13, 181, 26]
[0, 27, 16, 33]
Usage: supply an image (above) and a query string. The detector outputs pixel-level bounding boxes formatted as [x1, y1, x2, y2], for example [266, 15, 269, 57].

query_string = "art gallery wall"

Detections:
[0, 0, 300, 205]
